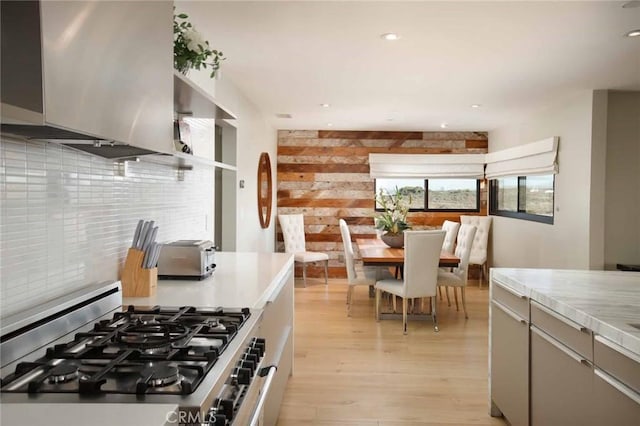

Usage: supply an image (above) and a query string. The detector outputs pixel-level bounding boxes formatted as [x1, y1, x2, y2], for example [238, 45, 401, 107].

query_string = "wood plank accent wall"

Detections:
[276, 130, 488, 278]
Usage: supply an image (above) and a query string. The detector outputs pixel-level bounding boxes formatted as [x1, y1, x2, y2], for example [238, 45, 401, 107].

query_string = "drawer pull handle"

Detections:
[595, 368, 640, 405]
[532, 326, 592, 367]
[492, 300, 527, 324]
[496, 283, 527, 299]
[533, 302, 590, 333]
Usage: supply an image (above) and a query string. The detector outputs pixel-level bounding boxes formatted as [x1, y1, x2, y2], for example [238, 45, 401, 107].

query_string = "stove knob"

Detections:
[206, 409, 227, 426]
[241, 359, 255, 374]
[214, 398, 234, 422]
[236, 367, 252, 385]
[252, 339, 266, 357]
[244, 352, 258, 365]
[249, 348, 262, 360]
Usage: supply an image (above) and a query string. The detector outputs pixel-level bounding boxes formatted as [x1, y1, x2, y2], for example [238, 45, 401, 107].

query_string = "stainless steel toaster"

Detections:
[157, 240, 216, 280]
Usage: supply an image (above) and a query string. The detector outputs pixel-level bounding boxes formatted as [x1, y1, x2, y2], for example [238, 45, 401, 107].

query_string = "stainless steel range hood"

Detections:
[0, 1, 173, 159]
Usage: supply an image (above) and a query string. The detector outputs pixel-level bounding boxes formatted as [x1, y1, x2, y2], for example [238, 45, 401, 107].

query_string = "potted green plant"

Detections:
[375, 187, 411, 248]
[174, 10, 225, 78]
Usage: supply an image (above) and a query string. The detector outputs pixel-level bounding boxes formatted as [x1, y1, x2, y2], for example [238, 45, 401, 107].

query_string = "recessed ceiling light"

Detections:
[275, 113, 292, 119]
[626, 29, 640, 37]
[380, 33, 400, 41]
[440, 123, 448, 129]
[471, 104, 481, 108]
[320, 103, 330, 108]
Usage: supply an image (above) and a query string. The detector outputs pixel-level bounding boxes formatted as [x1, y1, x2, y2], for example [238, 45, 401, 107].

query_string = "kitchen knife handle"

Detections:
[137, 221, 150, 249]
[143, 227, 158, 254]
[131, 220, 143, 249]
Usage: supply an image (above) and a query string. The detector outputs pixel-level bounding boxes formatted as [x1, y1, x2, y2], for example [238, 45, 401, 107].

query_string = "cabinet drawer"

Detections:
[530, 300, 592, 361]
[594, 335, 640, 394]
[492, 282, 529, 320]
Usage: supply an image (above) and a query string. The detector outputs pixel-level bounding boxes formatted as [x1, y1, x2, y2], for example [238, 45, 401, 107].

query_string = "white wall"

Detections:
[489, 91, 601, 269]
[604, 91, 640, 269]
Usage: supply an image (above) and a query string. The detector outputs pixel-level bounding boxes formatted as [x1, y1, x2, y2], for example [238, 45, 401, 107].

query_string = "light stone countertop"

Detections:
[491, 268, 640, 356]
[123, 251, 294, 309]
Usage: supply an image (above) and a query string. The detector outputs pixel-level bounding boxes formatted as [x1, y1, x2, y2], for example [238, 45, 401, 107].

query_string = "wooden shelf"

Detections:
[173, 72, 236, 119]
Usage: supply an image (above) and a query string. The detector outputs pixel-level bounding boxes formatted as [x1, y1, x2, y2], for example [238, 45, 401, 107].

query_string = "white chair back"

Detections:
[460, 216, 492, 265]
[278, 214, 307, 253]
[441, 220, 460, 253]
[403, 230, 446, 299]
[338, 219, 357, 281]
[453, 224, 477, 282]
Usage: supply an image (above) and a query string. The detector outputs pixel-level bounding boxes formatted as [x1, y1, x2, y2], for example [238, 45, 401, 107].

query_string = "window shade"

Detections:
[368, 154, 486, 179]
[485, 137, 558, 179]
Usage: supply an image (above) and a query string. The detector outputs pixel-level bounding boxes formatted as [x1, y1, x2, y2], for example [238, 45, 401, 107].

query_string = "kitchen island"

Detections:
[1, 252, 294, 426]
[489, 268, 640, 426]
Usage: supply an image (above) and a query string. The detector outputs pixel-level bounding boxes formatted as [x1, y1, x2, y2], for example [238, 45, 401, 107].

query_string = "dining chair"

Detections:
[437, 224, 477, 319]
[439, 220, 460, 303]
[339, 219, 394, 316]
[441, 220, 460, 253]
[375, 230, 446, 334]
[278, 214, 328, 287]
[460, 215, 492, 287]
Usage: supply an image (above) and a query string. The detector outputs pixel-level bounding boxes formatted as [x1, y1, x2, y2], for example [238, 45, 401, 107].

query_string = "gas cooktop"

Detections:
[1, 306, 252, 396]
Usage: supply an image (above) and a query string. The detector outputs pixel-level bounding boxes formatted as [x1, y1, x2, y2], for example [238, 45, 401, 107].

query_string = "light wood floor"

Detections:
[276, 278, 507, 426]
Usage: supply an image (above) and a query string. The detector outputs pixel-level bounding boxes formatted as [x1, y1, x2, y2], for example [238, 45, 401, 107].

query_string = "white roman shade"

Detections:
[368, 153, 486, 179]
[485, 137, 559, 179]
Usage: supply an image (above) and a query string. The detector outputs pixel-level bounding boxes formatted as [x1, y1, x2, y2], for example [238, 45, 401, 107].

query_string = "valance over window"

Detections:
[485, 137, 559, 179]
[368, 153, 486, 179]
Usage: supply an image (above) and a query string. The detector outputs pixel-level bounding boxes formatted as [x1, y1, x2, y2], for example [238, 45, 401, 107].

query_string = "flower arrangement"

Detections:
[374, 187, 411, 235]
[174, 10, 225, 78]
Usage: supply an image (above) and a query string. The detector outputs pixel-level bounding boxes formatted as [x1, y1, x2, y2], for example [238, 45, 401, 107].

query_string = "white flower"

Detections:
[185, 29, 206, 52]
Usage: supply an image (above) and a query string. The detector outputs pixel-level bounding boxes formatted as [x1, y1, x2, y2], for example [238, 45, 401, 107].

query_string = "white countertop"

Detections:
[491, 268, 640, 356]
[124, 252, 294, 309]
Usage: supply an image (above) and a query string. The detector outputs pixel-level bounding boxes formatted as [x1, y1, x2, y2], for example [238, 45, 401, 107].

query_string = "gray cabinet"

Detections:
[593, 336, 640, 425]
[490, 282, 529, 426]
[530, 326, 596, 426]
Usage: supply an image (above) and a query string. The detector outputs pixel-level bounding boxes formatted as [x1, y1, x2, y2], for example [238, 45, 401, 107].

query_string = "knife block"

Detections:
[121, 248, 157, 297]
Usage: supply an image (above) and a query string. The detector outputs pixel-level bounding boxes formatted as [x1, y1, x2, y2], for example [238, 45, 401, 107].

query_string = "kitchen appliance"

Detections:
[157, 240, 216, 280]
[0, 1, 171, 159]
[0, 281, 276, 426]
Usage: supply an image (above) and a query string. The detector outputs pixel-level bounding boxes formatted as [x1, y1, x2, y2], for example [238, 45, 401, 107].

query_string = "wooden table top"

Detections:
[356, 238, 460, 268]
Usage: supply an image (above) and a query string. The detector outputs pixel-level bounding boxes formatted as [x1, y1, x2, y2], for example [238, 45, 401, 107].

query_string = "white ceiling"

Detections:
[178, 1, 640, 132]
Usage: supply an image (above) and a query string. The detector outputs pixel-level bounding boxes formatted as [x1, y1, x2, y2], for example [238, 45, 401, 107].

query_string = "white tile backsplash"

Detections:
[0, 137, 214, 318]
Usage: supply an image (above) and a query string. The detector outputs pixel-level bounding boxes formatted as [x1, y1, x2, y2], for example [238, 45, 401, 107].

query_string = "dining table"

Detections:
[355, 238, 460, 268]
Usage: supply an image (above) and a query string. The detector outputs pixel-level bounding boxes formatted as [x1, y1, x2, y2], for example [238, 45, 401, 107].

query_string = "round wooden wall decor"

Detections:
[257, 152, 273, 228]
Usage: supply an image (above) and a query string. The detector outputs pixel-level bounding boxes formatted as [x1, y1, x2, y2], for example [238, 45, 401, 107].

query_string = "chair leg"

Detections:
[375, 288, 381, 321]
[432, 296, 439, 332]
[446, 286, 451, 307]
[324, 260, 329, 285]
[347, 287, 352, 317]
[402, 297, 408, 335]
[478, 264, 483, 288]
[302, 263, 307, 287]
[462, 287, 469, 319]
[392, 295, 397, 313]
[454, 287, 459, 311]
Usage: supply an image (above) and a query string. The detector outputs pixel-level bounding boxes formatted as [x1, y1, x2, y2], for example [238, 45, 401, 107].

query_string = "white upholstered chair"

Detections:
[375, 230, 446, 334]
[437, 224, 477, 319]
[460, 215, 492, 287]
[441, 220, 460, 253]
[278, 214, 328, 287]
[339, 219, 393, 316]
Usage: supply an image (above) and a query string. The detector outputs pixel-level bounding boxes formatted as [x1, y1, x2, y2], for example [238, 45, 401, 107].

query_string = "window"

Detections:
[489, 175, 554, 224]
[375, 178, 480, 212]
